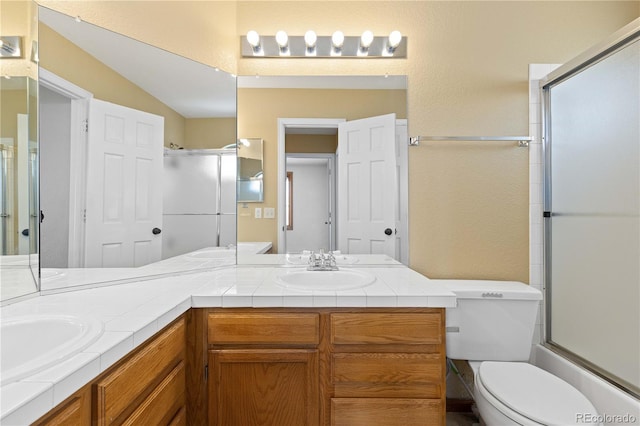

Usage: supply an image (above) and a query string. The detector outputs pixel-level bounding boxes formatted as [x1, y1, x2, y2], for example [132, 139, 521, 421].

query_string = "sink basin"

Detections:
[0, 314, 104, 385]
[276, 269, 375, 291]
[186, 248, 235, 260]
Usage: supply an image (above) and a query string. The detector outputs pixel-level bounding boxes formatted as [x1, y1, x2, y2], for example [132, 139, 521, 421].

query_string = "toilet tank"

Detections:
[441, 280, 542, 362]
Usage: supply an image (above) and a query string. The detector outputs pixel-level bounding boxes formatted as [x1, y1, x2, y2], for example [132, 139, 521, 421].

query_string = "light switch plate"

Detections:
[264, 207, 275, 219]
[254, 207, 262, 219]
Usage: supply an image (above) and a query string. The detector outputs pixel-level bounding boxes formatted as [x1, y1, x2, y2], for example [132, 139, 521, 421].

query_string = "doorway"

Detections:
[277, 116, 409, 264]
[285, 154, 336, 253]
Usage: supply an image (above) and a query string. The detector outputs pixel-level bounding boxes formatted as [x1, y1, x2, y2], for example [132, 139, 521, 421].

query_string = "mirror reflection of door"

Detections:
[281, 114, 406, 261]
[40, 75, 165, 269]
[337, 113, 397, 258]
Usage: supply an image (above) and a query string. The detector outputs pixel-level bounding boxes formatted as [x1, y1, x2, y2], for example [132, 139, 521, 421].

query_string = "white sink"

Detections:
[186, 248, 235, 260]
[0, 314, 104, 385]
[276, 269, 375, 291]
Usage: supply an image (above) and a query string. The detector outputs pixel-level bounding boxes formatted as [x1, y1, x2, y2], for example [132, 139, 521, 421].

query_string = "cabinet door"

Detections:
[32, 385, 91, 426]
[331, 398, 442, 426]
[209, 349, 319, 426]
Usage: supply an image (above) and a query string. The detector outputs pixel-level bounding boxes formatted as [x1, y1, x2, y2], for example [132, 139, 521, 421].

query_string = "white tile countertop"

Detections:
[0, 264, 456, 425]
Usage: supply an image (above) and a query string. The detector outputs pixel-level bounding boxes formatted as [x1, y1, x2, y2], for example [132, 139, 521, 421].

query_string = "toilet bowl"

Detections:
[440, 280, 600, 425]
[469, 361, 600, 425]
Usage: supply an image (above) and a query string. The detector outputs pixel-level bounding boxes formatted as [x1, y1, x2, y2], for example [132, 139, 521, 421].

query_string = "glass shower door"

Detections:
[544, 38, 639, 396]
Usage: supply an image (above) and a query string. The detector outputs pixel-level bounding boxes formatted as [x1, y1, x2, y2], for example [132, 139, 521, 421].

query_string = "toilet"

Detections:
[443, 280, 600, 425]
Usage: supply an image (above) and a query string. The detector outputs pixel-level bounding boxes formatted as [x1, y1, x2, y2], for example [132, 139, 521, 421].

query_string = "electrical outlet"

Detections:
[264, 207, 275, 219]
[254, 207, 262, 219]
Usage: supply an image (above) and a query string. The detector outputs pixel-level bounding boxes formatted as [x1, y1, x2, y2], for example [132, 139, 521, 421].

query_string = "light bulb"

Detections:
[247, 30, 260, 48]
[331, 31, 345, 48]
[360, 30, 374, 48]
[304, 30, 317, 48]
[275, 30, 288, 48]
[388, 30, 402, 48]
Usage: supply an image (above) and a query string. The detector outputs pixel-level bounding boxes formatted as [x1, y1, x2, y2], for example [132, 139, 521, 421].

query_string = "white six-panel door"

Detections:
[84, 99, 164, 267]
[337, 113, 397, 257]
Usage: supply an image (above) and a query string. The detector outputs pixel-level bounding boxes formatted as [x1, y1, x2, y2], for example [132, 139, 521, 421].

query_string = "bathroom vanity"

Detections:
[0, 265, 455, 425]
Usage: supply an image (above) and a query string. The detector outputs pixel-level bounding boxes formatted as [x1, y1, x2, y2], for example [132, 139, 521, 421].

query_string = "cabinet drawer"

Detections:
[122, 361, 185, 426]
[331, 313, 442, 346]
[95, 317, 185, 425]
[331, 398, 442, 426]
[333, 353, 442, 398]
[168, 407, 186, 426]
[208, 312, 319, 345]
[33, 385, 91, 426]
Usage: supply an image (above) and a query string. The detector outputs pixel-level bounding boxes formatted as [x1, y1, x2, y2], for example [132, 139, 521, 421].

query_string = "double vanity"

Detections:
[0, 260, 456, 425]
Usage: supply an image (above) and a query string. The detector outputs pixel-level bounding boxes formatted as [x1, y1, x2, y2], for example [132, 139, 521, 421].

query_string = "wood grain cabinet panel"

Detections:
[331, 398, 442, 426]
[121, 361, 186, 426]
[168, 407, 186, 426]
[95, 317, 186, 425]
[33, 384, 91, 426]
[209, 349, 319, 426]
[331, 313, 442, 346]
[332, 352, 442, 398]
[208, 312, 319, 345]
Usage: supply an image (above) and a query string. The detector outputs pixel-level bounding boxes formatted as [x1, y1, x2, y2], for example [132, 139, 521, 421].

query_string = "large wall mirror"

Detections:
[0, 1, 39, 304]
[235, 76, 409, 266]
[34, 6, 237, 292]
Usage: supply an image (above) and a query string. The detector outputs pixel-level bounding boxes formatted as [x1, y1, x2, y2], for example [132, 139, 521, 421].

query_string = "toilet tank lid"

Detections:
[434, 280, 542, 300]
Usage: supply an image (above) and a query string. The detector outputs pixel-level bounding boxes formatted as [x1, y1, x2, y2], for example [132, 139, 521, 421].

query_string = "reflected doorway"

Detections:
[285, 154, 335, 253]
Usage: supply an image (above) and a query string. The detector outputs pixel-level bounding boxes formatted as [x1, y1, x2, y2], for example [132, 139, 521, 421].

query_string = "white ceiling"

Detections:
[39, 7, 236, 118]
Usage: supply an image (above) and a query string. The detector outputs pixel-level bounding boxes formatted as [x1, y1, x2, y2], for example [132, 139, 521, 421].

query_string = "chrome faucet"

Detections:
[307, 249, 338, 271]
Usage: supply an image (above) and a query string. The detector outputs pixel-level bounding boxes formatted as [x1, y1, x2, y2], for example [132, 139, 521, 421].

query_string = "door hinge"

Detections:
[204, 365, 208, 382]
[83, 119, 88, 133]
[83, 209, 86, 223]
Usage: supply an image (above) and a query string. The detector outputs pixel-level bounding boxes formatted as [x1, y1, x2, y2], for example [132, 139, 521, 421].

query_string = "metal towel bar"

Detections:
[409, 136, 533, 147]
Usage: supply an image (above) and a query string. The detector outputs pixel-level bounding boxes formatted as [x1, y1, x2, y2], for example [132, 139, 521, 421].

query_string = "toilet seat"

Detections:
[476, 362, 599, 425]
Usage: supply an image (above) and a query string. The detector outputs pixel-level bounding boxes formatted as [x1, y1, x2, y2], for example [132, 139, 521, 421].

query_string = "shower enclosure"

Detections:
[542, 21, 639, 397]
[162, 148, 237, 259]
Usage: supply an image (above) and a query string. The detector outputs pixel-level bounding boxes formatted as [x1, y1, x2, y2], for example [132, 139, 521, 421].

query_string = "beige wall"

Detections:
[184, 118, 236, 149]
[33, 0, 640, 283]
[237, 1, 638, 283]
[286, 134, 338, 154]
[39, 24, 186, 147]
[0, 89, 27, 141]
[237, 87, 407, 248]
[0, 1, 38, 79]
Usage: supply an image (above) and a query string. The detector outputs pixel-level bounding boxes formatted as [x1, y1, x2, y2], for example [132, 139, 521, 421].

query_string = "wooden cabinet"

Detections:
[32, 384, 91, 426]
[329, 311, 446, 426]
[95, 317, 186, 425]
[33, 307, 445, 426]
[205, 308, 445, 426]
[209, 349, 319, 425]
[32, 316, 188, 426]
[207, 312, 320, 426]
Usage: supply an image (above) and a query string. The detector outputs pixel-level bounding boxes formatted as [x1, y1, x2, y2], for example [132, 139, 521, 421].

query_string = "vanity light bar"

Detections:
[241, 31, 407, 58]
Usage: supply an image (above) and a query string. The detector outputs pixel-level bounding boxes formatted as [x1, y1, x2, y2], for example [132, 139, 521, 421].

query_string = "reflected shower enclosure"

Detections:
[162, 148, 237, 259]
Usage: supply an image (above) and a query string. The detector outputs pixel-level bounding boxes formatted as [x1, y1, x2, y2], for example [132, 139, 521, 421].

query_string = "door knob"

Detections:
[21, 229, 29, 236]
[152, 227, 162, 235]
[384, 228, 393, 236]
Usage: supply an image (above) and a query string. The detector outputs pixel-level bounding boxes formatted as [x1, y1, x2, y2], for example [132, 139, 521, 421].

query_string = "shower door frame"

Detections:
[541, 18, 640, 398]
